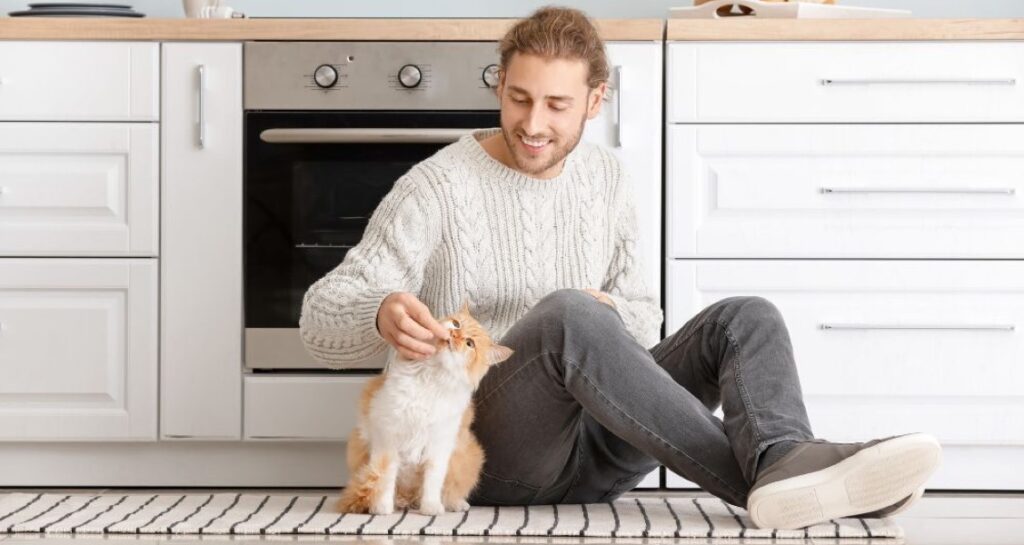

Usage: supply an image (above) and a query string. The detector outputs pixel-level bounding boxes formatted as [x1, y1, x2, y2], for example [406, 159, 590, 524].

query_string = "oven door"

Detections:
[244, 110, 500, 370]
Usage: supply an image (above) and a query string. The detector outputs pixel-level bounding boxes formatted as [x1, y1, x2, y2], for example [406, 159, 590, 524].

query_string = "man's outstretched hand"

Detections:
[376, 292, 451, 361]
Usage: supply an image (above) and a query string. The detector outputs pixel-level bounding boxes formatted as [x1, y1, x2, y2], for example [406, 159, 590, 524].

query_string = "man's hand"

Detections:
[581, 288, 615, 308]
[376, 292, 451, 361]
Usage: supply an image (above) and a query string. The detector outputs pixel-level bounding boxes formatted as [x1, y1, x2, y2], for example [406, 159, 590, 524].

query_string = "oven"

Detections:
[243, 41, 501, 369]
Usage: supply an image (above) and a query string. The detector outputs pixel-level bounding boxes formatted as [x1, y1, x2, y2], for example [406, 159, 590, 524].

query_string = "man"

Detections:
[299, 6, 941, 530]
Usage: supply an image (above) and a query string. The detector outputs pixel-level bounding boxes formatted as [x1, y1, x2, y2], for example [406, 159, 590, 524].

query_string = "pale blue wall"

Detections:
[3, 0, 1024, 19]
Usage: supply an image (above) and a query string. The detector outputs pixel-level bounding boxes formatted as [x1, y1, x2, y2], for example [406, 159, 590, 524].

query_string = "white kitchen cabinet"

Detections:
[666, 123, 1024, 258]
[0, 42, 158, 122]
[665, 41, 1024, 491]
[0, 122, 159, 257]
[160, 43, 243, 440]
[582, 41, 663, 489]
[0, 259, 157, 440]
[667, 42, 1024, 123]
[583, 42, 663, 305]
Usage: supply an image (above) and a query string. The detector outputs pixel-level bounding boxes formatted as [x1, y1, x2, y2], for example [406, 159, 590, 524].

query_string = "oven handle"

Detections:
[259, 128, 476, 144]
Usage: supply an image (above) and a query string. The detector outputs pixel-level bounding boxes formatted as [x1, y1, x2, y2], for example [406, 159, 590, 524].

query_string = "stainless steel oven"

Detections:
[243, 41, 501, 370]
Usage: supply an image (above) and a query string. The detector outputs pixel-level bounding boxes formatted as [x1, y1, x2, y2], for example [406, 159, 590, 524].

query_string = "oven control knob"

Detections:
[482, 64, 500, 88]
[398, 64, 422, 88]
[313, 64, 338, 88]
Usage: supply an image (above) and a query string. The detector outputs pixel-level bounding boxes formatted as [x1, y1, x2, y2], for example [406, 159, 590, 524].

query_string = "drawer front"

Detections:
[0, 259, 157, 440]
[244, 375, 373, 441]
[668, 42, 1024, 123]
[0, 42, 158, 121]
[666, 124, 1024, 258]
[666, 259, 1024, 445]
[0, 123, 158, 256]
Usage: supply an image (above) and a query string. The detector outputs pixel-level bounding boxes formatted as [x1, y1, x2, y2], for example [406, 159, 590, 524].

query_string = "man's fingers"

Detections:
[394, 331, 436, 357]
[399, 315, 434, 341]
[408, 301, 450, 340]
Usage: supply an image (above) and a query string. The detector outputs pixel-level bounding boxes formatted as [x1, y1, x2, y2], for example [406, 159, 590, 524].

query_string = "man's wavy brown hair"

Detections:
[498, 6, 610, 90]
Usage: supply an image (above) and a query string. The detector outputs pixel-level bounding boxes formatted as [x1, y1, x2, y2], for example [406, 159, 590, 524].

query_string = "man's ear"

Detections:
[587, 81, 607, 120]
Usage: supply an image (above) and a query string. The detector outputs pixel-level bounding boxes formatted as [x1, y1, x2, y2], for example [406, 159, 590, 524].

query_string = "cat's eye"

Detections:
[466, 338, 475, 348]
[450, 319, 461, 329]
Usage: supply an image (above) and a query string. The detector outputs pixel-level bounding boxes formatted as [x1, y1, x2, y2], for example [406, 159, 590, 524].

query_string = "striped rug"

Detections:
[0, 492, 902, 538]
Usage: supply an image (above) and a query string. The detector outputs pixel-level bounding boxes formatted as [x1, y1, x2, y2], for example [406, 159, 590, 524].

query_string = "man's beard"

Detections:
[499, 112, 587, 177]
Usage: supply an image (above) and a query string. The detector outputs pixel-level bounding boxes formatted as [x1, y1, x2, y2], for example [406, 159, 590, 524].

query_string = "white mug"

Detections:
[201, 5, 235, 18]
[182, 0, 212, 18]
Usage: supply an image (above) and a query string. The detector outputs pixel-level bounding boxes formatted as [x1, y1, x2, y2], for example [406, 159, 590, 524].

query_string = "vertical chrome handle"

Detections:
[197, 64, 206, 149]
[613, 65, 623, 148]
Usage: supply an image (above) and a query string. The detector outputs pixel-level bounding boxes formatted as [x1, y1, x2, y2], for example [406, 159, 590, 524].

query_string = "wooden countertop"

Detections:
[2, 17, 1022, 42]
[0, 18, 663, 41]
[667, 18, 1024, 40]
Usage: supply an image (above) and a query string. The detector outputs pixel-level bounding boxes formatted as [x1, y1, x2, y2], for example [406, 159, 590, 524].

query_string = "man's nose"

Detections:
[522, 104, 547, 136]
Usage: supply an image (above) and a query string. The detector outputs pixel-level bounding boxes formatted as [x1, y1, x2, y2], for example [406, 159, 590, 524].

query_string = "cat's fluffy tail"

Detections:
[335, 458, 386, 514]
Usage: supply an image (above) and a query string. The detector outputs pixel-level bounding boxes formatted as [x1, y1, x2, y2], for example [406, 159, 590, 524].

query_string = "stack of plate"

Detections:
[8, 3, 145, 17]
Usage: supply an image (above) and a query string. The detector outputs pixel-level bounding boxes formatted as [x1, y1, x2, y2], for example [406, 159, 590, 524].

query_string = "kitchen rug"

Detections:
[0, 492, 902, 539]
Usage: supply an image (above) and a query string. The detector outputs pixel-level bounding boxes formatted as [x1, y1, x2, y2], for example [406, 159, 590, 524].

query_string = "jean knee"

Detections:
[717, 295, 784, 325]
[531, 288, 622, 348]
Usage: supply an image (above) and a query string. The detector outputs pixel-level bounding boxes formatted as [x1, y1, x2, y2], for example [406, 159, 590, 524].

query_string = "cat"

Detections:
[336, 302, 514, 515]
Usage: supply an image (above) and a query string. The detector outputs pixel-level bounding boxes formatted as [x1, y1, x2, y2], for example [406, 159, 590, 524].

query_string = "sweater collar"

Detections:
[461, 127, 581, 191]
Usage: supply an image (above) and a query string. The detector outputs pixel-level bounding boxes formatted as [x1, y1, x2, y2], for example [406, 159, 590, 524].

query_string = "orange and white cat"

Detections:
[336, 302, 514, 515]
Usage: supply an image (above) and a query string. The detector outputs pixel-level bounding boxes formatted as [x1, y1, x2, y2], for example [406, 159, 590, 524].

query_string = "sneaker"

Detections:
[860, 485, 926, 518]
[747, 433, 941, 529]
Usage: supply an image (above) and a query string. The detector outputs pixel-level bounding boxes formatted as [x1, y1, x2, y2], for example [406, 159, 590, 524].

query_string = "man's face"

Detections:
[496, 52, 606, 179]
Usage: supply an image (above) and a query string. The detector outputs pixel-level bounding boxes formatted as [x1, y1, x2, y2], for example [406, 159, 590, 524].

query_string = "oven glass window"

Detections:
[244, 111, 500, 328]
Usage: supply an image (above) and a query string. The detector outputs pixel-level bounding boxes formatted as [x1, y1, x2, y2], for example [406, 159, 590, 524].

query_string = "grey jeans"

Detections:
[468, 289, 814, 508]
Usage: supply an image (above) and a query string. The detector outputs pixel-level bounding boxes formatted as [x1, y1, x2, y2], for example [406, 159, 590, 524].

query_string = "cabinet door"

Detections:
[0, 259, 157, 440]
[160, 43, 243, 439]
[582, 41, 664, 490]
[0, 42, 158, 122]
[665, 259, 1024, 488]
[582, 42, 663, 306]
[0, 123, 158, 256]
[666, 124, 1024, 259]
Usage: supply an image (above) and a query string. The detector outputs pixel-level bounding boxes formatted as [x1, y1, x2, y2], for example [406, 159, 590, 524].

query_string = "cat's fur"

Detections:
[336, 302, 514, 515]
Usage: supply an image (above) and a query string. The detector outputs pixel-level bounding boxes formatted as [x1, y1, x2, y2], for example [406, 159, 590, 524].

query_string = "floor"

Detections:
[0, 489, 1021, 544]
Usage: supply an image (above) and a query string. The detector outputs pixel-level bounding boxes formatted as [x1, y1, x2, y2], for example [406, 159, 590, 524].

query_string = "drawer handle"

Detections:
[196, 64, 206, 149]
[821, 323, 1015, 331]
[821, 187, 1015, 195]
[820, 78, 1016, 86]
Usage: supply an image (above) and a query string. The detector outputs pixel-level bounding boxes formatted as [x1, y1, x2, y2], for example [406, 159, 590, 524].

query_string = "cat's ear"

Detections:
[458, 297, 471, 316]
[486, 345, 514, 366]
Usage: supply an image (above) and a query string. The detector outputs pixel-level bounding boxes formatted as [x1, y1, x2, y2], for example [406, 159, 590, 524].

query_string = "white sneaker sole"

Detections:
[747, 433, 942, 530]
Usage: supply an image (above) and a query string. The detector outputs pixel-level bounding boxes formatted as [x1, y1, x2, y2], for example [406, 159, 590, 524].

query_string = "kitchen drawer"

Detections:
[0, 42, 158, 121]
[0, 123, 158, 256]
[243, 374, 373, 441]
[667, 42, 1024, 123]
[666, 259, 1024, 445]
[666, 124, 1024, 258]
[0, 258, 157, 440]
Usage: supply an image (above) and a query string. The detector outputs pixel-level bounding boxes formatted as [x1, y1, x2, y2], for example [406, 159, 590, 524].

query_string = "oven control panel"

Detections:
[245, 41, 502, 111]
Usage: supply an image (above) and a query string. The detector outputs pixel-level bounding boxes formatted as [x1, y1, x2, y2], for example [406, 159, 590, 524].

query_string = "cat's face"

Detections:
[436, 302, 514, 388]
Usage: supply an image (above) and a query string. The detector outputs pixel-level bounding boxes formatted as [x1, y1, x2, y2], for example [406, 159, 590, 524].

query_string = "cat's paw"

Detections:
[445, 499, 471, 512]
[370, 502, 395, 516]
[418, 500, 445, 516]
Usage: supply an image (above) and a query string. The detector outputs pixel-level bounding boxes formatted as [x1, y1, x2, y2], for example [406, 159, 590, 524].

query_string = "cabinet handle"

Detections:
[196, 64, 206, 149]
[613, 65, 623, 148]
[820, 78, 1016, 86]
[820, 323, 1015, 331]
[820, 187, 1015, 195]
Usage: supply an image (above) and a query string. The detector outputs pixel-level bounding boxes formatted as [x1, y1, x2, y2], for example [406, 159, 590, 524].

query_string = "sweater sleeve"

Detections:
[298, 171, 438, 368]
[601, 168, 665, 350]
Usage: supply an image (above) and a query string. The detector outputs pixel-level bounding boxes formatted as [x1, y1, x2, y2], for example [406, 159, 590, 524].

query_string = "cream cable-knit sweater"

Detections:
[299, 127, 664, 368]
